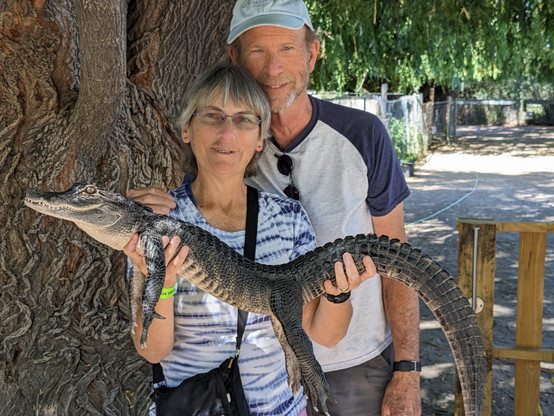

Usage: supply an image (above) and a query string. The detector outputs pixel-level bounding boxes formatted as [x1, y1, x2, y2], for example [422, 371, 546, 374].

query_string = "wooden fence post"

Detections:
[455, 220, 554, 415]
[455, 219, 497, 416]
[513, 231, 546, 414]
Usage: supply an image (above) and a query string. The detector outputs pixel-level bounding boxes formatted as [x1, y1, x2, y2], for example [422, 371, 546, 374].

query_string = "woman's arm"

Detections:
[124, 234, 189, 363]
[302, 254, 376, 348]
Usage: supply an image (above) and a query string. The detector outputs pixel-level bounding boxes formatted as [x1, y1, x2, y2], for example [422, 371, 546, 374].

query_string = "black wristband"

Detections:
[393, 360, 421, 372]
[323, 291, 351, 304]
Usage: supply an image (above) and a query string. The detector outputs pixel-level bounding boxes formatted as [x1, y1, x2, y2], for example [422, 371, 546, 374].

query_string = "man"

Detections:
[129, 1, 421, 414]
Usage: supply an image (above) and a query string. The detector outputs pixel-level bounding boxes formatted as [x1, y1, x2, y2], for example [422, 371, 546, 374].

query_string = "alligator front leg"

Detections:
[139, 233, 167, 347]
[270, 283, 334, 415]
[129, 266, 146, 335]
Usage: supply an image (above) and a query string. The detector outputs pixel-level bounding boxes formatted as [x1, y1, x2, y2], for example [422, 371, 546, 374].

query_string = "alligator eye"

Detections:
[83, 185, 97, 195]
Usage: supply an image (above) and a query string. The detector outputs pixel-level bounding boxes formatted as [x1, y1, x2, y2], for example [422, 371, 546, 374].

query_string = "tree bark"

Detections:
[0, 0, 234, 414]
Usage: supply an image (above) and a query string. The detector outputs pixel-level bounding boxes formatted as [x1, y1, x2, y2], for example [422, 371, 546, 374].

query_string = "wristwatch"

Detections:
[393, 360, 421, 372]
[322, 291, 351, 304]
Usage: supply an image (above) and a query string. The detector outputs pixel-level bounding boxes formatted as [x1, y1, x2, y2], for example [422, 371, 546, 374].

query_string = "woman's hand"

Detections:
[163, 237, 190, 287]
[304, 254, 376, 347]
[124, 234, 189, 362]
[324, 253, 376, 296]
[123, 234, 190, 287]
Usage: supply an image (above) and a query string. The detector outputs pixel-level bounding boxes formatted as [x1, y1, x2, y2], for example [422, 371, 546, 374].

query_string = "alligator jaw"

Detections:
[24, 184, 144, 251]
[24, 195, 103, 218]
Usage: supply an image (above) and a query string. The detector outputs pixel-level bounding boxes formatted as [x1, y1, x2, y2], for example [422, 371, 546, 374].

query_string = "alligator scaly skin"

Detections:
[176, 224, 487, 416]
[25, 183, 486, 415]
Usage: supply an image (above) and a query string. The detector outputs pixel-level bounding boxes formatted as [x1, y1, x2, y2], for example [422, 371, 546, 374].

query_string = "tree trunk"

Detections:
[0, 0, 234, 414]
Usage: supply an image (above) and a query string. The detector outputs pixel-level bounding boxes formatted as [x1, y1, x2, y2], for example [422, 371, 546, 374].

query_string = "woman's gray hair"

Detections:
[177, 63, 271, 178]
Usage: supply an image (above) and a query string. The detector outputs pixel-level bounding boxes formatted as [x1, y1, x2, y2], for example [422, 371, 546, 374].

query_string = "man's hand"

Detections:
[381, 372, 421, 416]
[127, 187, 176, 215]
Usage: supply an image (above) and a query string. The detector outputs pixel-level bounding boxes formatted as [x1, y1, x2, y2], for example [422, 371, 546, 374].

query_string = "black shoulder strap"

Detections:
[153, 360, 165, 387]
[244, 185, 258, 259]
[236, 186, 258, 348]
[153, 185, 259, 384]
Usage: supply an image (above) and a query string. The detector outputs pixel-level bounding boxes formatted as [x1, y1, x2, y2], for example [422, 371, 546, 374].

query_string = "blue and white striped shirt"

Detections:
[159, 184, 316, 416]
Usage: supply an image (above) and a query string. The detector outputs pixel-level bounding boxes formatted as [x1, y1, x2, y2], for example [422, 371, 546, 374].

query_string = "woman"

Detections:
[125, 63, 375, 415]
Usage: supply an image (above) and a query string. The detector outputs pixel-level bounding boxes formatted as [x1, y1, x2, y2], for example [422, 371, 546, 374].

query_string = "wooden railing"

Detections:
[454, 219, 554, 415]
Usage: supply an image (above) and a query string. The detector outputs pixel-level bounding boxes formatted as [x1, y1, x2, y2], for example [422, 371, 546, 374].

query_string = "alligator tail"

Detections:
[297, 234, 486, 416]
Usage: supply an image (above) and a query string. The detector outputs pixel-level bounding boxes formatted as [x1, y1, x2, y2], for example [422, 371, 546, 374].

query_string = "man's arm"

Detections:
[372, 202, 422, 416]
[127, 187, 176, 215]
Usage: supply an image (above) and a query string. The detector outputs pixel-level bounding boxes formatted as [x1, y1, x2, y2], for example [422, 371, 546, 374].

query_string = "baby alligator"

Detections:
[24, 182, 486, 415]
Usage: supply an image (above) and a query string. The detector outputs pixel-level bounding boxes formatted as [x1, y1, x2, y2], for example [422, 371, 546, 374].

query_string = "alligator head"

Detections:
[24, 182, 152, 250]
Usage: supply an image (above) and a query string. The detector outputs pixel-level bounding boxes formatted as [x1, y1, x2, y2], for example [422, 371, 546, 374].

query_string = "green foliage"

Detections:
[388, 117, 426, 162]
[389, 117, 406, 157]
[306, 0, 553, 97]
[459, 77, 554, 100]
[526, 103, 547, 118]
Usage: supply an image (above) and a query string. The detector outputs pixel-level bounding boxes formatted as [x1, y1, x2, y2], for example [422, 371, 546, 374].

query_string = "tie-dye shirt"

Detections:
[157, 184, 316, 416]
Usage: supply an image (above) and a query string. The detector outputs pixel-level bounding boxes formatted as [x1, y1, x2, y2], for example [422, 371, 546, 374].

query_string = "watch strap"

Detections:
[323, 291, 351, 304]
[393, 360, 421, 372]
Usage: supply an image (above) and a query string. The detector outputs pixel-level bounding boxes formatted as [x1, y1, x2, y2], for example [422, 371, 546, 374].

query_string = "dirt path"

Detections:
[403, 126, 554, 415]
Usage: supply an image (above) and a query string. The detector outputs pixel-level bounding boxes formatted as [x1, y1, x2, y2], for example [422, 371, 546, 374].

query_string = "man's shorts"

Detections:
[307, 343, 394, 416]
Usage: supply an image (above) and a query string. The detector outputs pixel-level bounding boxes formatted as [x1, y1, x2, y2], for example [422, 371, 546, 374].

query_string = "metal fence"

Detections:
[320, 92, 553, 162]
[325, 93, 429, 163]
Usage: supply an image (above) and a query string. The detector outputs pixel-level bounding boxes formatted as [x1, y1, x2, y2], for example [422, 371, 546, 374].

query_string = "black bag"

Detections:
[150, 186, 258, 416]
[151, 310, 249, 416]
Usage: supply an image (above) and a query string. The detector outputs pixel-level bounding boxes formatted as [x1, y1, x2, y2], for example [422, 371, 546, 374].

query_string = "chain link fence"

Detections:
[324, 93, 429, 164]
[320, 91, 553, 165]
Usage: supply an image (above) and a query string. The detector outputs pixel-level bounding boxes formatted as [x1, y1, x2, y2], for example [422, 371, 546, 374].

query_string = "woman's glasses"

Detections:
[275, 154, 300, 200]
[192, 109, 262, 131]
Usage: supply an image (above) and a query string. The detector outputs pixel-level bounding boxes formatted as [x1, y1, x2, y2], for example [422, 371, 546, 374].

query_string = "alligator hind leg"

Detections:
[269, 315, 301, 394]
[270, 283, 333, 414]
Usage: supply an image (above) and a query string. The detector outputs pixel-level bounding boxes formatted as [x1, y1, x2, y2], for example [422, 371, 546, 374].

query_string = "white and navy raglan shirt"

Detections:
[247, 96, 410, 372]
[158, 185, 316, 416]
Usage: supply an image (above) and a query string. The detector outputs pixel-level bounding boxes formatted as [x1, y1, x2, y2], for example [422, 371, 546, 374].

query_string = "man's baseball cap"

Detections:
[227, 0, 314, 44]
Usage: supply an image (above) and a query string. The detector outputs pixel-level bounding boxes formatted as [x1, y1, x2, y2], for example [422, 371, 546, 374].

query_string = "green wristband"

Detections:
[160, 285, 176, 299]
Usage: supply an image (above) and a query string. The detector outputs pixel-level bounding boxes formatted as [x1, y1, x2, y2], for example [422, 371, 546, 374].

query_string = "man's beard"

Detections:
[258, 70, 310, 114]
[269, 86, 302, 113]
